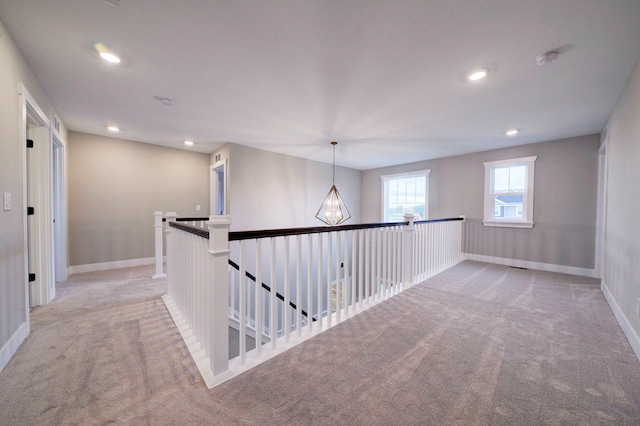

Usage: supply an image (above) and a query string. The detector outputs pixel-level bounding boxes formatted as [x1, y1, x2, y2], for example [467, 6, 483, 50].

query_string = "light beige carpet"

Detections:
[1, 261, 639, 425]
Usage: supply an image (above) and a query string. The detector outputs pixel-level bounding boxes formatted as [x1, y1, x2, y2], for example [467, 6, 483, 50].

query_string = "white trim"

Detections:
[601, 280, 640, 363]
[464, 253, 596, 278]
[595, 138, 608, 279]
[483, 156, 536, 228]
[0, 322, 29, 373]
[68, 256, 159, 275]
[52, 130, 68, 286]
[482, 221, 534, 229]
[483, 155, 538, 167]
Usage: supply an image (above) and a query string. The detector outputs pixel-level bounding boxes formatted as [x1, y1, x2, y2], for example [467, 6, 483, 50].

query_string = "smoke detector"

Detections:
[536, 51, 559, 66]
[154, 96, 175, 107]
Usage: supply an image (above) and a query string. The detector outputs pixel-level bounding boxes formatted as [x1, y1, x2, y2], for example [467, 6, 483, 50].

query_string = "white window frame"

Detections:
[381, 170, 430, 222]
[483, 156, 536, 228]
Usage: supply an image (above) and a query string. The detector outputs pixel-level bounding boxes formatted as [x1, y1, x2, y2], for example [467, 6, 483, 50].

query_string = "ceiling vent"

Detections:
[536, 51, 559, 66]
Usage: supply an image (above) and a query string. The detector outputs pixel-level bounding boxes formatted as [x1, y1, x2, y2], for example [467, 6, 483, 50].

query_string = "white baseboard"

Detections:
[69, 256, 157, 275]
[601, 280, 640, 364]
[0, 322, 29, 373]
[464, 253, 597, 278]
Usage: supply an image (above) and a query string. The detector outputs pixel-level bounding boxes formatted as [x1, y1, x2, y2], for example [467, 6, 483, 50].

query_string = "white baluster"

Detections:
[296, 235, 302, 336]
[239, 240, 246, 362]
[351, 230, 357, 311]
[358, 230, 364, 308]
[284, 236, 290, 342]
[335, 231, 341, 323]
[326, 232, 332, 328]
[270, 238, 277, 348]
[307, 234, 313, 332]
[255, 238, 262, 356]
[344, 230, 352, 317]
[364, 229, 370, 303]
[317, 233, 323, 331]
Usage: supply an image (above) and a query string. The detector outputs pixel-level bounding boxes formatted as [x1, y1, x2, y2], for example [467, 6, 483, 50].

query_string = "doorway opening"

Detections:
[210, 160, 227, 216]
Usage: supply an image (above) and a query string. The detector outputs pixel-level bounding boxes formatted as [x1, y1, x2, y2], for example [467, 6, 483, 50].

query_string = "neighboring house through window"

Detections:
[382, 170, 430, 222]
[483, 156, 536, 228]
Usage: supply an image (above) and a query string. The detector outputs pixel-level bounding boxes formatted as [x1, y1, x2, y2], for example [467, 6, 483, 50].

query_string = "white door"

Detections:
[21, 85, 54, 307]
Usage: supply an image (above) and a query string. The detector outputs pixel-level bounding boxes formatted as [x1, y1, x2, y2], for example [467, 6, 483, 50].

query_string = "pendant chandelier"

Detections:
[315, 141, 351, 226]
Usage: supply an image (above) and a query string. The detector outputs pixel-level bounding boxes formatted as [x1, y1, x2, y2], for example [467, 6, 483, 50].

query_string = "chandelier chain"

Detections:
[332, 143, 336, 185]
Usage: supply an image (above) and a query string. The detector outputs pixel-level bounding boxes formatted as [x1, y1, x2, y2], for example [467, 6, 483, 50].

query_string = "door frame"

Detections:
[20, 84, 54, 308]
[210, 159, 227, 216]
[52, 129, 68, 285]
[595, 131, 608, 279]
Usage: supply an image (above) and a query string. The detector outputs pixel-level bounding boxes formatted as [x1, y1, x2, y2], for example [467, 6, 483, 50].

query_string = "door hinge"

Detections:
[27, 206, 35, 216]
[26, 139, 34, 148]
[28, 273, 36, 282]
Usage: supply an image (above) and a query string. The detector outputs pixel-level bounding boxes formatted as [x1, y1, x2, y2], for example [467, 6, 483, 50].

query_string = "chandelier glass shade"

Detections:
[315, 142, 351, 226]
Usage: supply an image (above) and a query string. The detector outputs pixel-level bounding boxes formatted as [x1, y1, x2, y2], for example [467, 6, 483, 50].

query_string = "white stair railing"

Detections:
[161, 214, 464, 389]
[151, 212, 208, 279]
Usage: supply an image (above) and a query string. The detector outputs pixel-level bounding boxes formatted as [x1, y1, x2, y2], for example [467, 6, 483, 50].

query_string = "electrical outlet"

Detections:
[196, 204, 201, 212]
[3, 192, 11, 211]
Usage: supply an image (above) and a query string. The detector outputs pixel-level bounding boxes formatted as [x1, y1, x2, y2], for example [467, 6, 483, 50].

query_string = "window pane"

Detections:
[389, 180, 398, 204]
[494, 195, 523, 219]
[509, 166, 525, 192]
[494, 167, 509, 193]
[383, 173, 427, 221]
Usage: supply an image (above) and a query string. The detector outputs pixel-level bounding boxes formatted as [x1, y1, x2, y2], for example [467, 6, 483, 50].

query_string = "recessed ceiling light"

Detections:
[100, 51, 120, 63]
[94, 42, 121, 64]
[184, 140, 194, 146]
[468, 68, 489, 81]
[107, 126, 120, 132]
[506, 129, 519, 136]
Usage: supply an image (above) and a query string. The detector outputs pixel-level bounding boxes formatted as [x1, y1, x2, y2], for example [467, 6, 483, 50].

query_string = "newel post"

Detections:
[207, 215, 231, 379]
[152, 211, 166, 279]
[403, 213, 415, 288]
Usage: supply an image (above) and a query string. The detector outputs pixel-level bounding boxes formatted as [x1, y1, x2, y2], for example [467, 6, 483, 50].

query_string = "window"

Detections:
[382, 170, 430, 222]
[483, 156, 536, 228]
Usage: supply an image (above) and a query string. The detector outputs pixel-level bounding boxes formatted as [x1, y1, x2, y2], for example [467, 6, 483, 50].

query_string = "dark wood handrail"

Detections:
[169, 221, 209, 238]
[168, 216, 464, 240]
[229, 217, 464, 241]
[162, 216, 209, 223]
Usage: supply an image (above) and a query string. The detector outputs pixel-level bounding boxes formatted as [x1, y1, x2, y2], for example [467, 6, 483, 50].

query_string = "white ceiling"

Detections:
[1, 0, 639, 170]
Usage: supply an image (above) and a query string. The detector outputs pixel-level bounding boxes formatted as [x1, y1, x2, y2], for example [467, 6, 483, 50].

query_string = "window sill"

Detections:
[482, 221, 534, 229]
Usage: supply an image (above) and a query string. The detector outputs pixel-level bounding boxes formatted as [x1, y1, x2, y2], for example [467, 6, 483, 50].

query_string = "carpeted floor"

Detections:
[1, 261, 639, 425]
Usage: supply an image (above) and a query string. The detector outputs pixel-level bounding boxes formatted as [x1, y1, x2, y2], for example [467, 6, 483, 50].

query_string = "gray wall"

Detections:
[0, 19, 67, 369]
[68, 132, 211, 267]
[362, 135, 600, 270]
[603, 53, 640, 357]
[219, 143, 362, 231]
